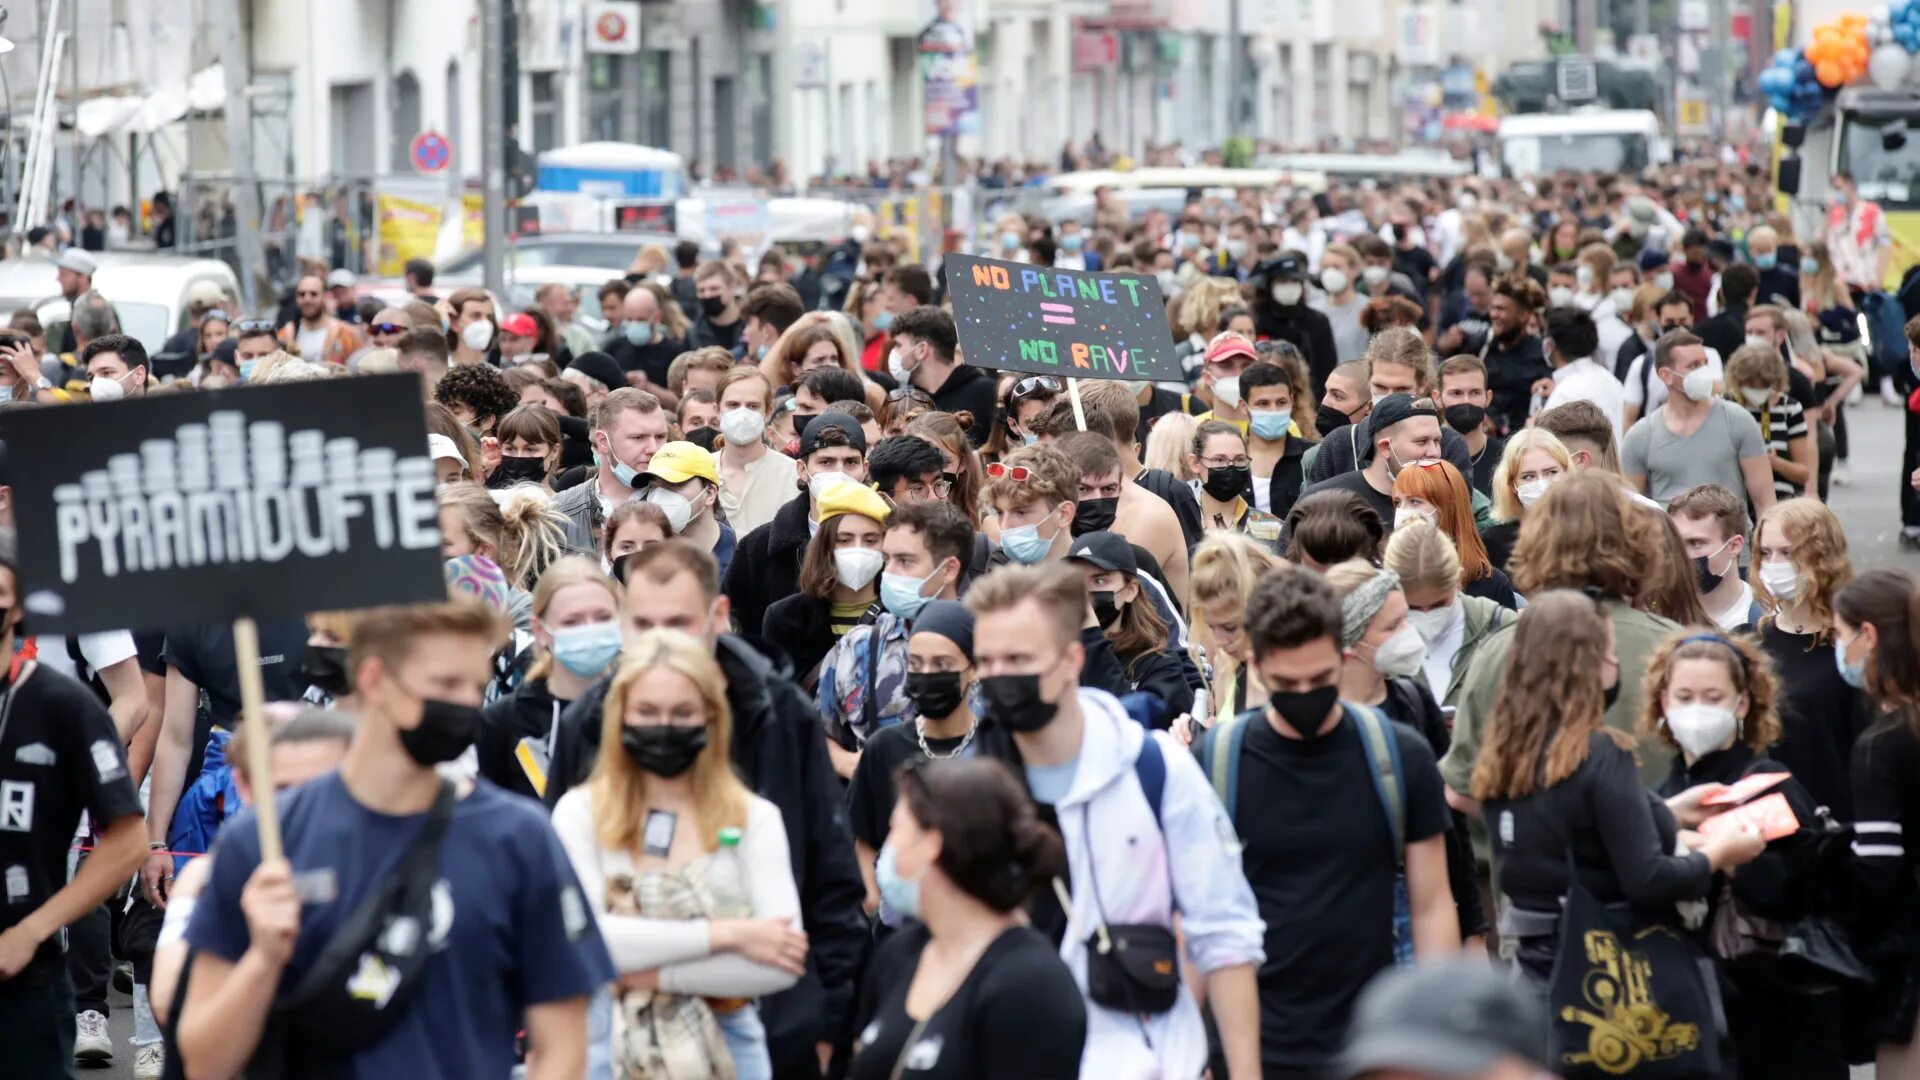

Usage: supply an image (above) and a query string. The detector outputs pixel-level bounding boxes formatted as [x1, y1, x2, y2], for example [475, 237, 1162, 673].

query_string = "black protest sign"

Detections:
[1, 373, 448, 635]
[945, 254, 1180, 382]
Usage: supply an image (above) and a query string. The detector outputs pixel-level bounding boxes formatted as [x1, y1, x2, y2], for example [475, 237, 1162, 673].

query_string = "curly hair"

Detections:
[1470, 590, 1628, 801]
[1636, 630, 1782, 754]
[1753, 497, 1853, 643]
[433, 362, 519, 429]
[1391, 459, 1492, 584]
[1507, 472, 1640, 600]
[1284, 489, 1384, 569]
[1493, 274, 1547, 313]
[1360, 295, 1426, 335]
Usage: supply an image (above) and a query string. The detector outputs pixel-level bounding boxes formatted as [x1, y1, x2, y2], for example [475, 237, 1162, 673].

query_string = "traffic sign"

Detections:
[410, 131, 452, 174]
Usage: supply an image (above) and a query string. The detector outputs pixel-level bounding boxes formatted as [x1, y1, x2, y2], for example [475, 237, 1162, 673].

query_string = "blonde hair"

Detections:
[1753, 497, 1853, 641]
[1191, 532, 1280, 614]
[585, 630, 750, 855]
[965, 562, 1087, 649]
[1637, 630, 1782, 753]
[1143, 411, 1200, 481]
[495, 484, 571, 592]
[525, 555, 622, 681]
[1490, 428, 1574, 523]
[247, 349, 298, 384]
[1176, 278, 1246, 340]
[1383, 519, 1462, 596]
[1364, 327, 1435, 392]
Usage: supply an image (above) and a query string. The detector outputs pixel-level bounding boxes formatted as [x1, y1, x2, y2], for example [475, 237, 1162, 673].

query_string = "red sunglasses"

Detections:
[985, 462, 1031, 484]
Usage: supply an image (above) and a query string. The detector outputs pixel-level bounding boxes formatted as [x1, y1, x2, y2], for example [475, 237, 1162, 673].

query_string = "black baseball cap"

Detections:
[1064, 531, 1137, 577]
[799, 412, 867, 456]
[1258, 254, 1307, 283]
[567, 351, 625, 393]
[1335, 961, 1548, 1079]
[1365, 393, 1440, 444]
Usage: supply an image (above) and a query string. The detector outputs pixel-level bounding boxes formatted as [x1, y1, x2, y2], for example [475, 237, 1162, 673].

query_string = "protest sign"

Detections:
[1, 373, 448, 636]
[945, 254, 1181, 383]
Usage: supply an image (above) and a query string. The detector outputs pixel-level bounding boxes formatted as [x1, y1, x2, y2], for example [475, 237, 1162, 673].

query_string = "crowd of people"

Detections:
[3, 154, 1920, 1080]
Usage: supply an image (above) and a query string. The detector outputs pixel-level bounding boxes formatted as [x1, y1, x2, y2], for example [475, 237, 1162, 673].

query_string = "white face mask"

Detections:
[88, 374, 126, 401]
[1654, 271, 1675, 291]
[461, 320, 495, 351]
[1495, 253, 1515, 273]
[1364, 622, 1428, 679]
[1271, 282, 1304, 306]
[887, 346, 916, 384]
[1322, 269, 1351, 295]
[1609, 287, 1634, 311]
[1759, 560, 1800, 602]
[1576, 266, 1595, 289]
[1664, 703, 1739, 759]
[849, 224, 872, 244]
[1739, 386, 1773, 407]
[1394, 506, 1437, 531]
[1745, 333, 1773, 350]
[644, 486, 704, 533]
[832, 546, 885, 590]
[719, 406, 767, 446]
[1405, 602, 1459, 646]
[1548, 286, 1576, 307]
[1362, 265, 1390, 287]
[1515, 477, 1552, 508]
[1212, 374, 1242, 409]
[1678, 366, 1716, 403]
[808, 470, 857, 501]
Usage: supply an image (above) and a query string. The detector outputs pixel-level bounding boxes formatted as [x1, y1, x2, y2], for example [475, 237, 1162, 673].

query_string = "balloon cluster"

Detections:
[1888, 0, 1920, 53]
[1759, 49, 1829, 120]
[1807, 14, 1871, 87]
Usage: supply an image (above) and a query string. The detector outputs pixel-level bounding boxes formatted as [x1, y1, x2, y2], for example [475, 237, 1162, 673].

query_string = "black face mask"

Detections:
[300, 645, 351, 699]
[397, 698, 482, 766]
[1090, 590, 1124, 630]
[1268, 685, 1340, 741]
[1603, 679, 1622, 712]
[1316, 403, 1355, 435]
[904, 671, 966, 720]
[621, 725, 710, 778]
[1202, 464, 1251, 502]
[1443, 403, 1486, 435]
[1693, 553, 1726, 595]
[700, 295, 730, 319]
[1072, 497, 1118, 536]
[979, 673, 1058, 733]
[493, 455, 548, 484]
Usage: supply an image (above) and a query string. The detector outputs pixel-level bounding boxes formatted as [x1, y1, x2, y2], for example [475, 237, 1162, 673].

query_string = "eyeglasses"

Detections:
[985, 462, 1031, 484]
[234, 318, 276, 334]
[900, 477, 955, 500]
[200, 309, 230, 324]
[370, 322, 408, 336]
[1199, 455, 1252, 469]
[888, 385, 935, 406]
[1010, 375, 1062, 401]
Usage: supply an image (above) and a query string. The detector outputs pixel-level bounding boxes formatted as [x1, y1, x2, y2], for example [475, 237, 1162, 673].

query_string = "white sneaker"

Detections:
[1849, 380, 1866, 405]
[134, 1043, 165, 1079]
[1883, 376, 1903, 407]
[74, 1009, 112, 1062]
[1834, 461, 1852, 487]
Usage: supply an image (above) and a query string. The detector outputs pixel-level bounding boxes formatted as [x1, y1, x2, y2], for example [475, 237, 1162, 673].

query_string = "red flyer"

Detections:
[1699, 793, 1800, 842]
[1703, 772, 1792, 806]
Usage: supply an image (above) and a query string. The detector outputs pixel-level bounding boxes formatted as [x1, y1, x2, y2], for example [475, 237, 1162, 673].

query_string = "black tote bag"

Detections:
[1548, 868, 1722, 1079]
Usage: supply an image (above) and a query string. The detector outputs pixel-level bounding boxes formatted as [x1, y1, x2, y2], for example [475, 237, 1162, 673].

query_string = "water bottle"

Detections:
[709, 826, 751, 917]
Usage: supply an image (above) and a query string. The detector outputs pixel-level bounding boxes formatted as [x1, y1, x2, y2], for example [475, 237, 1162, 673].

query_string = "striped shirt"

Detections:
[1742, 396, 1809, 499]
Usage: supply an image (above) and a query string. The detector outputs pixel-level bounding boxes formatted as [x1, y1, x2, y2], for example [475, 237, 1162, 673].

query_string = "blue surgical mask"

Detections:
[1019, 432, 1039, 447]
[1000, 230, 1023, 252]
[872, 310, 895, 332]
[1061, 233, 1084, 252]
[1249, 410, 1290, 441]
[1753, 252, 1777, 271]
[880, 565, 944, 620]
[550, 620, 624, 677]
[625, 321, 654, 346]
[876, 841, 921, 920]
[598, 448, 641, 489]
[1835, 636, 1868, 689]
[238, 359, 256, 381]
[1801, 256, 1821, 276]
[1000, 509, 1057, 564]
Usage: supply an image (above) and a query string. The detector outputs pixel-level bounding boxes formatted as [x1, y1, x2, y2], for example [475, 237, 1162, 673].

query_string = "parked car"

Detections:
[0, 253, 241, 356]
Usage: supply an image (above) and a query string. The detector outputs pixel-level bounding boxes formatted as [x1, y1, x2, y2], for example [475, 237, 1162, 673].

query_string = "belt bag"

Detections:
[1084, 921, 1180, 1015]
[248, 781, 457, 1078]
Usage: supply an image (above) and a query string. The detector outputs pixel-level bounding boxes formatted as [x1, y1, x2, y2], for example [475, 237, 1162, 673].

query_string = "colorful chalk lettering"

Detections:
[945, 254, 1179, 382]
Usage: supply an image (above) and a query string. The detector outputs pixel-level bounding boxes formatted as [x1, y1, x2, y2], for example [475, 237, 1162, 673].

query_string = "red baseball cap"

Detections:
[1202, 331, 1257, 366]
[499, 313, 537, 338]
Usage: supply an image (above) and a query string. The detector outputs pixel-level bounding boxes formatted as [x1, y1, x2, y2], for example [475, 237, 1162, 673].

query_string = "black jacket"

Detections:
[1656, 742, 1817, 923]
[1251, 301, 1340, 392]
[1481, 331, 1550, 435]
[690, 311, 744, 353]
[927, 363, 999, 447]
[474, 677, 567, 802]
[1077, 626, 1134, 699]
[723, 492, 812, 638]
[544, 635, 868, 1060]
[1693, 304, 1749, 367]
[1115, 643, 1194, 720]
[606, 333, 690, 386]
[1255, 434, 1313, 523]
[761, 592, 878, 688]
[669, 274, 701, 322]
[1135, 467, 1204, 552]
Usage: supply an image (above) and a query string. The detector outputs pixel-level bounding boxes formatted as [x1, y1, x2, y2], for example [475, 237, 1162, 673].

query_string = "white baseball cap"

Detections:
[55, 249, 97, 276]
[428, 434, 464, 463]
[326, 268, 357, 288]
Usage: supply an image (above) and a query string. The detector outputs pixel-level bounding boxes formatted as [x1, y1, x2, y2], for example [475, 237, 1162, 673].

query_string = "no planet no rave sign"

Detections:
[946, 254, 1180, 383]
[0, 373, 451, 635]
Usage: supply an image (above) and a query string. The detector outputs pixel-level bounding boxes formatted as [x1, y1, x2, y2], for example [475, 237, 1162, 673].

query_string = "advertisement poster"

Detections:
[374, 194, 443, 278]
[919, 0, 979, 138]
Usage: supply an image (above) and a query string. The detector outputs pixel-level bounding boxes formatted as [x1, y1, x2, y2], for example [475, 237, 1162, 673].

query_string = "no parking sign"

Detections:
[410, 131, 452, 174]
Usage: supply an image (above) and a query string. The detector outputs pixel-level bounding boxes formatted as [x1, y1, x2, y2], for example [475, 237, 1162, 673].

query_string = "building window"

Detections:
[588, 55, 623, 141]
[390, 72, 421, 172]
[642, 53, 671, 149]
[531, 73, 557, 153]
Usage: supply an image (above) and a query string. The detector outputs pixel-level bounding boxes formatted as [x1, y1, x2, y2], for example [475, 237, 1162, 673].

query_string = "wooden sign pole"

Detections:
[1067, 377, 1088, 432]
[231, 616, 283, 861]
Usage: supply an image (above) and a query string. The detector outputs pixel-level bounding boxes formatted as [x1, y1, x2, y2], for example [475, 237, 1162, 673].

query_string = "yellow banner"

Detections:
[374, 195, 444, 278]
[462, 194, 485, 252]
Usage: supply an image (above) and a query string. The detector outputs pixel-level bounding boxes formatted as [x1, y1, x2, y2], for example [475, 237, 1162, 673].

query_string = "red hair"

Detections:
[1392, 459, 1494, 584]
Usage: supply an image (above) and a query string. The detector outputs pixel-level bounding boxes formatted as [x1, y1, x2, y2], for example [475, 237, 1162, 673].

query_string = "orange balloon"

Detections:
[1818, 58, 1846, 86]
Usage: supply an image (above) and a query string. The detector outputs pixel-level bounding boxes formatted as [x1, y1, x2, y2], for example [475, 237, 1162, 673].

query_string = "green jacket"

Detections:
[1437, 599, 1679, 795]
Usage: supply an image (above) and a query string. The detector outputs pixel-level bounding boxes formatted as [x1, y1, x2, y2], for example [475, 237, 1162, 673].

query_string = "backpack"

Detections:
[1198, 702, 1413, 963]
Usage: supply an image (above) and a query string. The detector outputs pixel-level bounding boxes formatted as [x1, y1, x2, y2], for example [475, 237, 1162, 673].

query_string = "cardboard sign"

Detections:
[1699, 793, 1800, 842]
[2, 374, 448, 635]
[1702, 772, 1791, 806]
[945, 254, 1181, 383]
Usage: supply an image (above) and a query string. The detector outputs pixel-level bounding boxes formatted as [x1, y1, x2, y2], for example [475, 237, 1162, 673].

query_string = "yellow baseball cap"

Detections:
[814, 480, 891, 525]
[638, 441, 719, 486]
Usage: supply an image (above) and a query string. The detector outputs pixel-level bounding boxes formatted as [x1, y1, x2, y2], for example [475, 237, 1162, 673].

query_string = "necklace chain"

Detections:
[916, 715, 977, 760]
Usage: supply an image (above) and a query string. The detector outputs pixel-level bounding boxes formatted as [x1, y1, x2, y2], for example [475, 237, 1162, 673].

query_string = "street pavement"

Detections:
[85, 391, 1920, 1078]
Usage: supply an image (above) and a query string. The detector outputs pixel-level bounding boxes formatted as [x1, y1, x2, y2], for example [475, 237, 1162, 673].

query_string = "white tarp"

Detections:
[72, 64, 222, 137]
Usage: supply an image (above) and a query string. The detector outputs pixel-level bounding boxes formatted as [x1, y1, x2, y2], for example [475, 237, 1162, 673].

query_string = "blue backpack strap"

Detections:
[1200, 707, 1261, 824]
[1133, 729, 1167, 831]
[1348, 703, 1407, 867]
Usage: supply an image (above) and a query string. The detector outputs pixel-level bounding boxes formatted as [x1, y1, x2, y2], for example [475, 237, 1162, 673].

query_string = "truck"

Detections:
[1785, 86, 1920, 286]
[1495, 108, 1672, 178]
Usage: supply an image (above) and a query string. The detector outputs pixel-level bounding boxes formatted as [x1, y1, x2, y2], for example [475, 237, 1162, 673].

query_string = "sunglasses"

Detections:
[888, 386, 935, 405]
[370, 322, 408, 336]
[1010, 375, 1062, 400]
[234, 319, 276, 334]
[985, 462, 1031, 484]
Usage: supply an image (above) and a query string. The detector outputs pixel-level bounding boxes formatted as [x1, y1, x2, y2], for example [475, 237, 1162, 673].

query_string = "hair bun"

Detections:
[950, 409, 975, 430]
[1010, 816, 1066, 884]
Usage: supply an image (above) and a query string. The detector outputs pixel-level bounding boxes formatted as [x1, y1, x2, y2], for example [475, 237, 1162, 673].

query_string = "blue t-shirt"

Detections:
[1025, 758, 1079, 806]
[187, 773, 615, 1078]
